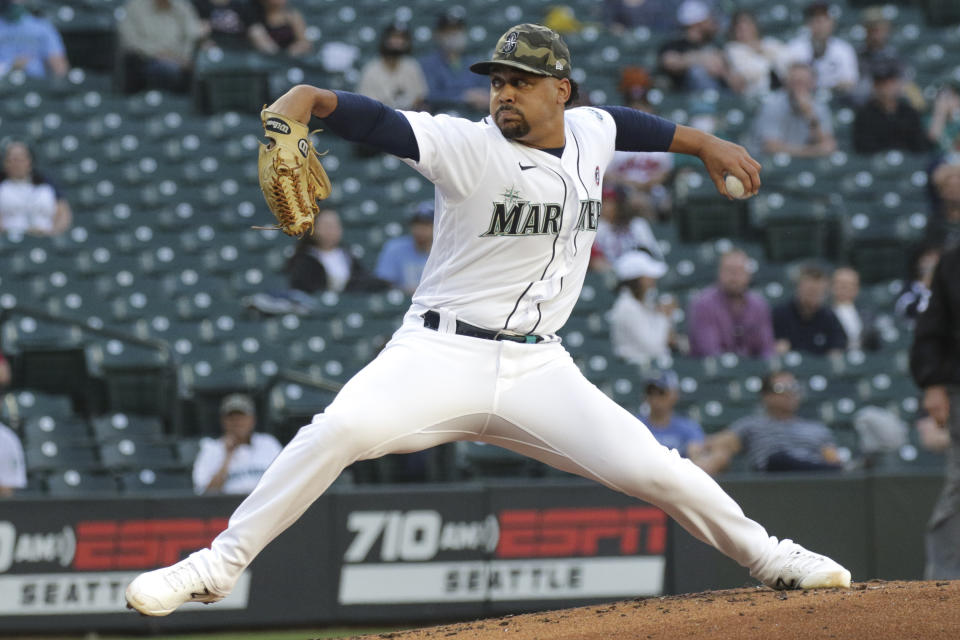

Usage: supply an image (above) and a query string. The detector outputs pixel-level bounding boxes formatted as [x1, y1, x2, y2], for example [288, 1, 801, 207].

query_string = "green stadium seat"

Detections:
[99, 439, 180, 471]
[0, 390, 76, 425]
[47, 469, 119, 496]
[91, 413, 165, 442]
[22, 416, 92, 446]
[25, 441, 101, 473]
[673, 170, 747, 242]
[120, 468, 194, 494]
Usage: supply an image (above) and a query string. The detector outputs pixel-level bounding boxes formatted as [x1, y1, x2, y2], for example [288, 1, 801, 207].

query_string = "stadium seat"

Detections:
[1, 390, 76, 425]
[25, 440, 100, 472]
[47, 469, 120, 496]
[91, 413, 165, 442]
[99, 439, 180, 471]
[673, 170, 747, 242]
[120, 468, 194, 494]
[22, 415, 92, 446]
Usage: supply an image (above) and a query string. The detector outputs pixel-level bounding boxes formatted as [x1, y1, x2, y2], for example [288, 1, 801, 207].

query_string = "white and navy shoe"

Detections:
[760, 539, 852, 590]
[125, 557, 222, 616]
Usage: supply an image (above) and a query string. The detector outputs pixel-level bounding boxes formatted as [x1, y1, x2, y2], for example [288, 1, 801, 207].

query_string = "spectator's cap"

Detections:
[645, 370, 680, 392]
[678, 0, 711, 27]
[861, 6, 888, 25]
[804, 1, 831, 18]
[871, 56, 903, 81]
[470, 23, 571, 79]
[220, 393, 255, 416]
[409, 200, 435, 224]
[614, 250, 668, 281]
[436, 6, 466, 30]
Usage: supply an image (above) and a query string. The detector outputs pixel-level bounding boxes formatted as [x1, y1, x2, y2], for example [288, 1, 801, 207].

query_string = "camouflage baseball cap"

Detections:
[470, 23, 571, 79]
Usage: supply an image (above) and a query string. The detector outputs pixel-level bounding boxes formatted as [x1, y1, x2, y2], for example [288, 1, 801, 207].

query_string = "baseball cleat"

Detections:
[763, 540, 852, 590]
[125, 557, 222, 616]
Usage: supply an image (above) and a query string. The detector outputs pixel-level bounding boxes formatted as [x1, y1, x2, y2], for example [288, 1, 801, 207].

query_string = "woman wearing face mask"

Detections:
[249, 0, 310, 56]
[418, 7, 489, 111]
[356, 23, 427, 111]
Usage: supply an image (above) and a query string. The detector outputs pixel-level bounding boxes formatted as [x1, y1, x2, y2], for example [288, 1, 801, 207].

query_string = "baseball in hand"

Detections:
[724, 174, 746, 199]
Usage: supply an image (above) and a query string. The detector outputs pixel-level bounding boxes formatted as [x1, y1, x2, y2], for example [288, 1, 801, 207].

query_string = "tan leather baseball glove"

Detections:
[257, 109, 332, 237]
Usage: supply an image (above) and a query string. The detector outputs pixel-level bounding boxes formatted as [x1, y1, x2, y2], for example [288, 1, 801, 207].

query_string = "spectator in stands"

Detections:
[604, 0, 678, 34]
[927, 82, 960, 155]
[639, 371, 714, 468]
[748, 61, 836, 158]
[375, 201, 433, 295]
[0, 350, 9, 389]
[853, 6, 919, 109]
[592, 187, 663, 273]
[193, 393, 282, 495]
[687, 249, 775, 359]
[419, 7, 488, 112]
[286, 208, 388, 294]
[0, 0, 69, 78]
[657, 0, 732, 92]
[724, 10, 785, 101]
[248, 0, 311, 57]
[0, 141, 71, 236]
[852, 59, 931, 154]
[773, 263, 847, 355]
[356, 23, 427, 111]
[118, 0, 204, 93]
[543, 5, 583, 35]
[604, 68, 674, 221]
[195, 0, 259, 50]
[931, 161, 960, 251]
[609, 250, 676, 364]
[783, 1, 858, 96]
[704, 371, 843, 473]
[910, 243, 960, 579]
[830, 266, 880, 352]
[0, 419, 26, 498]
[896, 245, 941, 325]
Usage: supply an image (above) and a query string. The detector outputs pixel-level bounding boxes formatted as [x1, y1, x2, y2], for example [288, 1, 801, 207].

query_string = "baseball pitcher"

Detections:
[126, 24, 850, 616]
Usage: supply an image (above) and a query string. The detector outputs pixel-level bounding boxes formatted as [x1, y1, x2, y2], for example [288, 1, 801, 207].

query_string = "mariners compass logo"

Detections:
[501, 32, 519, 54]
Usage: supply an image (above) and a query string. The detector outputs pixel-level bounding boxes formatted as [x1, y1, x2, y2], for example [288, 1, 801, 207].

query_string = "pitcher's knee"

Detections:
[291, 413, 375, 460]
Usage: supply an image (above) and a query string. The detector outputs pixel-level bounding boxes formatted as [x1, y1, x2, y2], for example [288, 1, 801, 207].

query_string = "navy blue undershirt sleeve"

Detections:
[598, 106, 677, 153]
[319, 91, 420, 161]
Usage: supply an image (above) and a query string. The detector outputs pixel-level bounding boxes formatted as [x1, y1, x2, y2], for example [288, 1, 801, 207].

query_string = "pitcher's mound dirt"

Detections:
[345, 580, 958, 640]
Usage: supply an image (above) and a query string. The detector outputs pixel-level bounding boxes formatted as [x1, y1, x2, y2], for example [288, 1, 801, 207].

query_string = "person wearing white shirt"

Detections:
[0, 141, 71, 236]
[0, 422, 27, 497]
[724, 11, 785, 100]
[831, 266, 879, 352]
[192, 393, 282, 495]
[783, 2, 858, 95]
[609, 250, 675, 364]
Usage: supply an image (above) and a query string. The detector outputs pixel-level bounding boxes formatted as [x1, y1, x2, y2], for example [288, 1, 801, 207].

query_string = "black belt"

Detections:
[422, 310, 544, 344]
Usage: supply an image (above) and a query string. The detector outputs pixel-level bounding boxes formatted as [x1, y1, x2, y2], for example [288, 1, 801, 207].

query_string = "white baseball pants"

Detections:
[192, 310, 783, 593]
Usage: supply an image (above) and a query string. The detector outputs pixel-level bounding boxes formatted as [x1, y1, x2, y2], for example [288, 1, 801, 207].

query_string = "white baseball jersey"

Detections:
[400, 107, 617, 335]
[0, 423, 27, 490]
[192, 433, 282, 495]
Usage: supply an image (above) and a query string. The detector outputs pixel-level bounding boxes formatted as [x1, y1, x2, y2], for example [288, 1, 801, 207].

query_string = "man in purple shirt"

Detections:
[687, 249, 775, 358]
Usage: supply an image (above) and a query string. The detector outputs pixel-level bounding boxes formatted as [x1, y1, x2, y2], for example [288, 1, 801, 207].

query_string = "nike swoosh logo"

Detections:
[519, 163, 536, 171]
[190, 588, 211, 599]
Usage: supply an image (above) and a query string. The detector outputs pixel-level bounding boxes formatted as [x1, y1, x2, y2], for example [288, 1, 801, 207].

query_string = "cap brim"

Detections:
[470, 60, 555, 77]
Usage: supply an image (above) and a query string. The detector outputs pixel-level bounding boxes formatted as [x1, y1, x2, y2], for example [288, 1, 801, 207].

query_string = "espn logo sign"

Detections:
[496, 507, 666, 558]
[74, 518, 227, 570]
